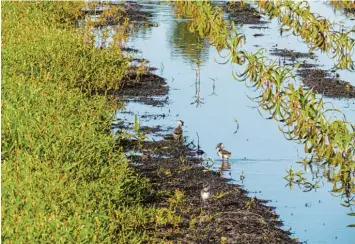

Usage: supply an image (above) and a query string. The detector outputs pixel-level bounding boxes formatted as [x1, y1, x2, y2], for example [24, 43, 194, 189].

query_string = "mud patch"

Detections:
[140, 125, 172, 135]
[117, 1, 153, 22]
[115, 124, 297, 243]
[250, 26, 270, 30]
[84, 1, 154, 26]
[119, 72, 167, 96]
[222, 2, 268, 25]
[298, 69, 355, 99]
[269, 48, 355, 98]
[270, 48, 314, 62]
[91, 69, 168, 106]
[253, 33, 265, 37]
[122, 46, 140, 53]
[141, 113, 169, 120]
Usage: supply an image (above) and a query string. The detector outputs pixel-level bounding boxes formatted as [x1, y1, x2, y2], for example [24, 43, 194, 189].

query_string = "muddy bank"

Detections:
[270, 47, 355, 99]
[270, 48, 315, 62]
[116, 122, 297, 243]
[91, 69, 168, 107]
[84, 1, 154, 26]
[222, 2, 268, 25]
[298, 68, 355, 99]
[114, 63, 297, 243]
[117, 71, 169, 106]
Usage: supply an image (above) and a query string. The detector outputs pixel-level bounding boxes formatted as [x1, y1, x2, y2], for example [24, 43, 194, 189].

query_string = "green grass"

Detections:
[2, 2, 177, 242]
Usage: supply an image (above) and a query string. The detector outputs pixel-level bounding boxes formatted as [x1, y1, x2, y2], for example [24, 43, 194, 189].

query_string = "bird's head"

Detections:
[177, 120, 184, 127]
[216, 142, 224, 149]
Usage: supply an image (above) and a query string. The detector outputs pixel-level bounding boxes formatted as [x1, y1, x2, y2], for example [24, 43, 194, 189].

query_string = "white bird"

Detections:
[172, 120, 184, 141]
[201, 184, 210, 202]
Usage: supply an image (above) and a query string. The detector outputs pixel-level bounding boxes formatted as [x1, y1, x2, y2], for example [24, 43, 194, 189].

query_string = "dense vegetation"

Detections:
[1, 2, 178, 242]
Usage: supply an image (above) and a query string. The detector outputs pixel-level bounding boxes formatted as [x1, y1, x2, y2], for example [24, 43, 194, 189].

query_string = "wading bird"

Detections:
[173, 120, 184, 141]
[216, 143, 232, 161]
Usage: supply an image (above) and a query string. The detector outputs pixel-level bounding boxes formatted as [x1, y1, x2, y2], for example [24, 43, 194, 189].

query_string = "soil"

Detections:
[118, 1, 153, 22]
[298, 69, 355, 99]
[122, 46, 140, 53]
[249, 26, 270, 30]
[140, 125, 172, 135]
[118, 71, 169, 106]
[253, 33, 265, 37]
[222, 2, 268, 25]
[269, 47, 355, 98]
[84, 1, 154, 26]
[270, 48, 314, 62]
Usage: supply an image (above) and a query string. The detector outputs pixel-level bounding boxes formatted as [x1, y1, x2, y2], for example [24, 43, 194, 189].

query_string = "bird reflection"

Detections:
[218, 161, 231, 176]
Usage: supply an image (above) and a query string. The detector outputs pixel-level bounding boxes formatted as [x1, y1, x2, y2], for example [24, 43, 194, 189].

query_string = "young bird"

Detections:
[216, 142, 232, 161]
[173, 120, 184, 141]
[200, 184, 210, 203]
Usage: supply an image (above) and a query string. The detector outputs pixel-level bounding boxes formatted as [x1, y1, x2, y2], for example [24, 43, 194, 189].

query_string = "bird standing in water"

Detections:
[173, 120, 184, 141]
[216, 143, 232, 161]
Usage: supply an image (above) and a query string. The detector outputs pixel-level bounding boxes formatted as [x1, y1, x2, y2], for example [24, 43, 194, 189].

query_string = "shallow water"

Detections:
[116, 2, 355, 243]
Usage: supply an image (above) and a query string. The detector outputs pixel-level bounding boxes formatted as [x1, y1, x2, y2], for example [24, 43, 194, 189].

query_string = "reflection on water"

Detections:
[218, 161, 231, 175]
[191, 60, 204, 107]
[209, 78, 217, 96]
[168, 20, 210, 65]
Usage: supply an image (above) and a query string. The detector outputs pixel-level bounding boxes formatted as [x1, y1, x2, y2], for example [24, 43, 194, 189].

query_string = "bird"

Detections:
[200, 184, 210, 203]
[172, 120, 184, 141]
[216, 142, 232, 161]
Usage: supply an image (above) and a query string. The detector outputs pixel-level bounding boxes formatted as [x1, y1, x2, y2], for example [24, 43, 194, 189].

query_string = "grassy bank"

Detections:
[1, 2, 176, 242]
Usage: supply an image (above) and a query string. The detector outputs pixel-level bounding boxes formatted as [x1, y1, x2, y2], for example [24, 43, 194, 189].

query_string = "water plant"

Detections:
[329, 0, 355, 17]
[257, 0, 355, 71]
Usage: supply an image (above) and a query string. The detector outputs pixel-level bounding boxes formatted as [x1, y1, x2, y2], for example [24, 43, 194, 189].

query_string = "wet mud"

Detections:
[298, 69, 355, 99]
[116, 117, 297, 243]
[222, 2, 268, 25]
[85, 1, 154, 26]
[117, 1, 153, 22]
[270, 47, 355, 98]
[118, 71, 169, 106]
[270, 48, 315, 62]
